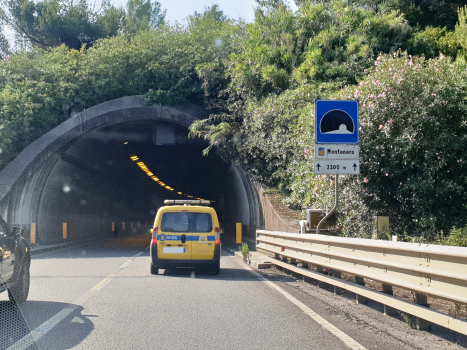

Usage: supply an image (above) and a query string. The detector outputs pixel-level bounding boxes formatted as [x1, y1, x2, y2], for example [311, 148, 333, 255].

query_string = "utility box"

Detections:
[372, 216, 389, 239]
[306, 209, 327, 230]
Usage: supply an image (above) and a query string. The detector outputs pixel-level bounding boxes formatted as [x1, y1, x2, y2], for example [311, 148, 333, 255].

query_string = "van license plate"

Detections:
[163, 247, 186, 253]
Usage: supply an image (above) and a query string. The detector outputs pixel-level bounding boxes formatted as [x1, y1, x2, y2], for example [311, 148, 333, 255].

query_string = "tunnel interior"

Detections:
[34, 120, 250, 243]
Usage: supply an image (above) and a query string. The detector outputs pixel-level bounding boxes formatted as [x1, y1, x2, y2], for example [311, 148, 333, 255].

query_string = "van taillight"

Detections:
[215, 227, 220, 245]
[152, 226, 158, 245]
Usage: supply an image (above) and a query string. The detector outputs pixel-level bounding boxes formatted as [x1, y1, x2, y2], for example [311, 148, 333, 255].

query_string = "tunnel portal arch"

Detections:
[0, 96, 263, 243]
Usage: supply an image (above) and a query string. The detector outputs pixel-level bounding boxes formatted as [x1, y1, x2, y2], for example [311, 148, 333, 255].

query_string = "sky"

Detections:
[139, 0, 258, 23]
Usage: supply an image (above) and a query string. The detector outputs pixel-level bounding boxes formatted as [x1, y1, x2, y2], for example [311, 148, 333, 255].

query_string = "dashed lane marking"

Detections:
[234, 258, 368, 350]
[119, 260, 133, 269]
[119, 251, 144, 269]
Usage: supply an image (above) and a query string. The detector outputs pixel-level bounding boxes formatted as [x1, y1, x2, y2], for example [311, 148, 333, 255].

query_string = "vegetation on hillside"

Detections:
[2, 0, 467, 240]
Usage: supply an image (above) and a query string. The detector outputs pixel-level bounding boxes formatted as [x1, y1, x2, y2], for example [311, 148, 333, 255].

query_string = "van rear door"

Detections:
[157, 211, 191, 260]
[190, 212, 216, 260]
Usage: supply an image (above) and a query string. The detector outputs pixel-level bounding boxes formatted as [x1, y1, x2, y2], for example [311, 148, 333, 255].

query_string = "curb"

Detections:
[234, 251, 273, 269]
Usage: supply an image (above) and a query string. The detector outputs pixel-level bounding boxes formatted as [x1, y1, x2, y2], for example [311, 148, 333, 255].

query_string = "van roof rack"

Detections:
[164, 200, 211, 206]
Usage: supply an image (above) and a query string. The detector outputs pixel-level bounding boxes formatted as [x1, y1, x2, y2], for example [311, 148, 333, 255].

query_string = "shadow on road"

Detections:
[0, 300, 94, 350]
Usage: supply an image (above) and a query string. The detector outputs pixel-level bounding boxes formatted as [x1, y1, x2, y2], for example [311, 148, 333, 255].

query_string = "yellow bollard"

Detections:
[63, 223, 67, 240]
[112, 222, 115, 233]
[30, 223, 36, 244]
[236, 223, 242, 244]
[122, 222, 126, 231]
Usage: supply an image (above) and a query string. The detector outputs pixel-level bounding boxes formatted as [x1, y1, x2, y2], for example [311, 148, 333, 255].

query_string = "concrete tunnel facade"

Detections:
[0, 96, 264, 244]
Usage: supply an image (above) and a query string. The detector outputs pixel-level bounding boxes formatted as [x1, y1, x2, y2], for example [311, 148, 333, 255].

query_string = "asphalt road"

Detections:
[0, 234, 423, 350]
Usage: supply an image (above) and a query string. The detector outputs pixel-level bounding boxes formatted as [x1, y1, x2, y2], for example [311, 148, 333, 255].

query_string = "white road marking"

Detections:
[7, 307, 77, 350]
[8, 251, 145, 350]
[119, 251, 144, 269]
[234, 258, 368, 350]
[119, 260, 133, 269]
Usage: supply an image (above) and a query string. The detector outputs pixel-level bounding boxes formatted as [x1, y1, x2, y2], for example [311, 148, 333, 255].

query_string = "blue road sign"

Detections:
[315, 100, 359, 144]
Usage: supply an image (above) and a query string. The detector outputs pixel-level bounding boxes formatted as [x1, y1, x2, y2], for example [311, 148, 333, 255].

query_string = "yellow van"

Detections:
[150, 200, 221, 275]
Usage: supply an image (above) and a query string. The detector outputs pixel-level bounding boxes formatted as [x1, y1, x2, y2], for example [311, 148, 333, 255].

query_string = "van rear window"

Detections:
[160, 212, 213, 233]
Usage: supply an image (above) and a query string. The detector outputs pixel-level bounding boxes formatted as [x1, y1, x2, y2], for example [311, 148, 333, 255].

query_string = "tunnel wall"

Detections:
[0, 96, 264, 244]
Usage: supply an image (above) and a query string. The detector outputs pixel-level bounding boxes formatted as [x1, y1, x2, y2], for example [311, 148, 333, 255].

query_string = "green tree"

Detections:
[407, 26, 460, 59]
[351, 0, 466, 29]
[123, 0, 166, 34]
[1, 0, 126, 49]
[0, 20, 11, 58]
[455, 5, 467, 53]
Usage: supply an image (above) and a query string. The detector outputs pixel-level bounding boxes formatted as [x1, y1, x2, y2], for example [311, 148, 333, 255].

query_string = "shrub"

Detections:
[443, 226, 467, 247]
[330, 52, 467, 236]
[407, 26, 460, 59]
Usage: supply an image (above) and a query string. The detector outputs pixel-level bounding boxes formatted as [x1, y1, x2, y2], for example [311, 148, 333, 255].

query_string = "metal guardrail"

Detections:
[256, 229, 467, 335]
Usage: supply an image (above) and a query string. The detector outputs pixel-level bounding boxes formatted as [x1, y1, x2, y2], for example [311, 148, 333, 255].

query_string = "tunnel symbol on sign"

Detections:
[320, 110, 354, 135]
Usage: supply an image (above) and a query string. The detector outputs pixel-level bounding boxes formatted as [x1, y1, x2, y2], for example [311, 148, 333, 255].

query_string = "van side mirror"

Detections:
[11, 226, 23, 237]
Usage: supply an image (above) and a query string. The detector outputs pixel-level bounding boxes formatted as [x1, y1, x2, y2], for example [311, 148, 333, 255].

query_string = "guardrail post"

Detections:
[302, 264, 315, 283]
[316, 266, 328, 288]
[333, 271, 343, 295]
[414, 293, 430, 330]
[354, 276, 368, 304]
[382, 284, 396, 316]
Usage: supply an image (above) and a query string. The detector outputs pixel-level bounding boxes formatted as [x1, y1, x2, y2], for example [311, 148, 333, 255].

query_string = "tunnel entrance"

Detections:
[0, 97, 262, 244]
[37, 121, 243, 243]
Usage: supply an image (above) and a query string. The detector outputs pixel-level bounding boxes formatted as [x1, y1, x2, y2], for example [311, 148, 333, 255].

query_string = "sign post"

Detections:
[313, 100, 359, 234]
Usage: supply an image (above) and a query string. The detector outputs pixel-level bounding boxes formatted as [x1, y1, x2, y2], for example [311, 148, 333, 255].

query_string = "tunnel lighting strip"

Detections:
[130, 156, 215, 202]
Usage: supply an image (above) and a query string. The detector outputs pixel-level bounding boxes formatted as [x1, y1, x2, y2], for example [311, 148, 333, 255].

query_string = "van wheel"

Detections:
[211, 261, 220, 275]
[150, 264, 159, 275]
[8, 264, 30, 303]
